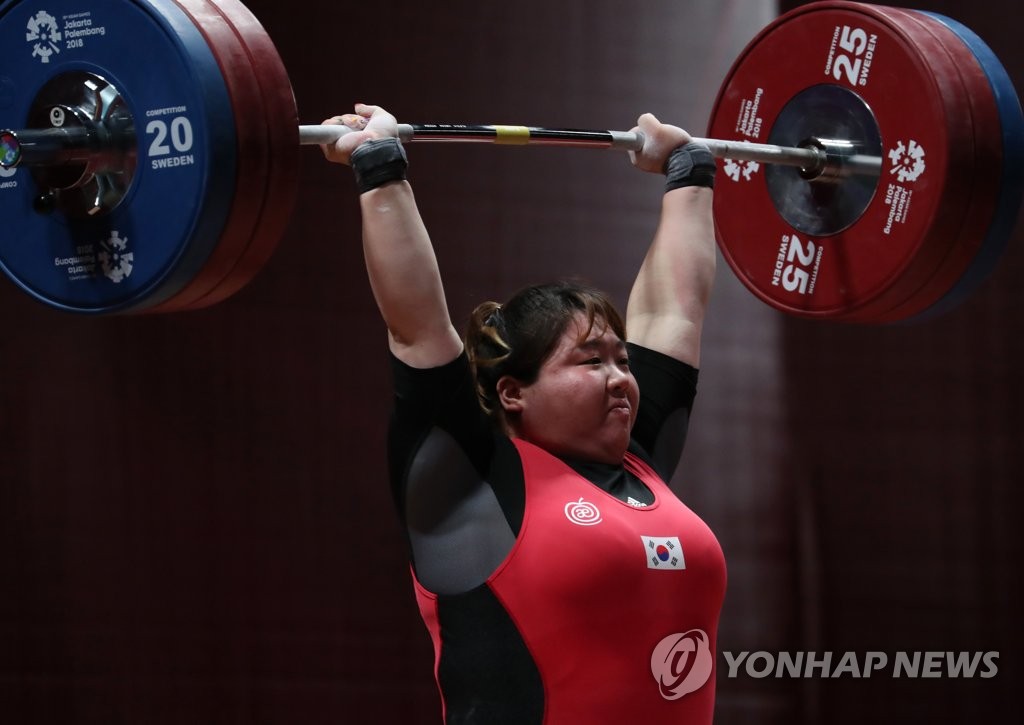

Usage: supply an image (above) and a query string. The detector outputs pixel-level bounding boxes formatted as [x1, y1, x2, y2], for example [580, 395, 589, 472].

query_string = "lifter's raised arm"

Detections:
[625, 113, 717, 368]
[321, 104, 463, 369]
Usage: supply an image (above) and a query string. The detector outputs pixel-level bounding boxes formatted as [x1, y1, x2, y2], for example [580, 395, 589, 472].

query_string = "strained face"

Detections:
[513, 314, 638, 465]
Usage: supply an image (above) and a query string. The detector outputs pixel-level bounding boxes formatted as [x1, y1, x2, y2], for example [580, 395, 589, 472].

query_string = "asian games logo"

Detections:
[26, 10, 62, 64]
[651, 629, 713, 700]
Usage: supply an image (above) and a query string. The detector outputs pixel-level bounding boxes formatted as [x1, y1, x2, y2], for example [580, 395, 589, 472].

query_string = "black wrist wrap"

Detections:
[664, 141, 716, 192]
[351, 138, 408, 194]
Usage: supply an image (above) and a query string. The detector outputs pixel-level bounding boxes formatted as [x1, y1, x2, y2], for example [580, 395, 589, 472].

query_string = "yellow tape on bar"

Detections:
[492, 125, 531, 145]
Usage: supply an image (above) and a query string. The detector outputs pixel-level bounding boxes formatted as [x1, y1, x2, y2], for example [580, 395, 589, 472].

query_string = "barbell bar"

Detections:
[294, 123, 885, 180]
[0, 0, 1020, 321]
[2, 121, 884, 180]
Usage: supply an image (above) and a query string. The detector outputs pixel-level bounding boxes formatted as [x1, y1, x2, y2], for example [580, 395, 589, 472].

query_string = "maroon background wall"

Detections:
[1, 1, 1020, 723]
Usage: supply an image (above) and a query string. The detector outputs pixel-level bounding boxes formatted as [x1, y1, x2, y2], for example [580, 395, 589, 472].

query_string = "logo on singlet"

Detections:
[564, 497, 602, 526]
[651, 629, 713, 700]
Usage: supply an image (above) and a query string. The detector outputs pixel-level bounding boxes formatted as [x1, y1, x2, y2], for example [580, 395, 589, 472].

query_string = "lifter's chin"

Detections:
[593, 418, 633, 464]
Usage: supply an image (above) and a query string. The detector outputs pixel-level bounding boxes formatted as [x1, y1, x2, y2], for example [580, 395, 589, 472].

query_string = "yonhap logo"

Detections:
[650, 629, 714, 699]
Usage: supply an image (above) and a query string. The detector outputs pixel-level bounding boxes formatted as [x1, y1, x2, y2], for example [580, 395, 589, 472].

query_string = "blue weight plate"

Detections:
[0, 0, 236, 313]
[913, 11, 1024, 320]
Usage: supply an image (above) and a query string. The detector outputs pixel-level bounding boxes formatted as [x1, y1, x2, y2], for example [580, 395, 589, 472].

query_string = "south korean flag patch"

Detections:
[642, 536, 685, 570]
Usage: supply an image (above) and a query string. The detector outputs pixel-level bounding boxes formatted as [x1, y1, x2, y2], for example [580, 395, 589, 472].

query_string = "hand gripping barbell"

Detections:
[0, 0, 1020, 321]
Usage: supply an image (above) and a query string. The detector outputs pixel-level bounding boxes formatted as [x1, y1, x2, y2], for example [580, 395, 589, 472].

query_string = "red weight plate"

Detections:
[870, 7, 1003, 322]
[145, 0, 273, 313]
[707, 1, 975, 322]
[183, 0, 299, 311]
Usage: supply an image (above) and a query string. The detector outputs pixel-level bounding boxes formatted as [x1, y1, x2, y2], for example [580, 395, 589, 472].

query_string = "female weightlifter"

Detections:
[321, 103, 726, 725]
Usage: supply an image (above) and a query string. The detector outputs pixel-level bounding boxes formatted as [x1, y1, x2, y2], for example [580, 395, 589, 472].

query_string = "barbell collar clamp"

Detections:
[0, 126, 97, 169]
[796, 136, 882, 181]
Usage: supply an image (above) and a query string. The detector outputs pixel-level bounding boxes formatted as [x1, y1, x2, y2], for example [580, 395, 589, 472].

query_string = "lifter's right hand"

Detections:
[320, 103, 399, 165]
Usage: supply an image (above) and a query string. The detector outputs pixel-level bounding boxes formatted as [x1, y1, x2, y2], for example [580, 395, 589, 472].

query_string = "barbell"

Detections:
[0, 0, 1020, 321]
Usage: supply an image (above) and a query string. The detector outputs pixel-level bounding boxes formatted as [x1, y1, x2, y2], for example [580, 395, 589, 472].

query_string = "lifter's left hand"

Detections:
[629, 113, 692, 174]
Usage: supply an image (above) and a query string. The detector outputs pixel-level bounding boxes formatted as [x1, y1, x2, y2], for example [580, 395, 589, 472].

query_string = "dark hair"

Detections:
[464, 281, 626, 424]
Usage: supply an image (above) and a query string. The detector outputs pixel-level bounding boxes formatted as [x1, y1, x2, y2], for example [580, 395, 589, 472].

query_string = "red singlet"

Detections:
[415, 438, 727, 724]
